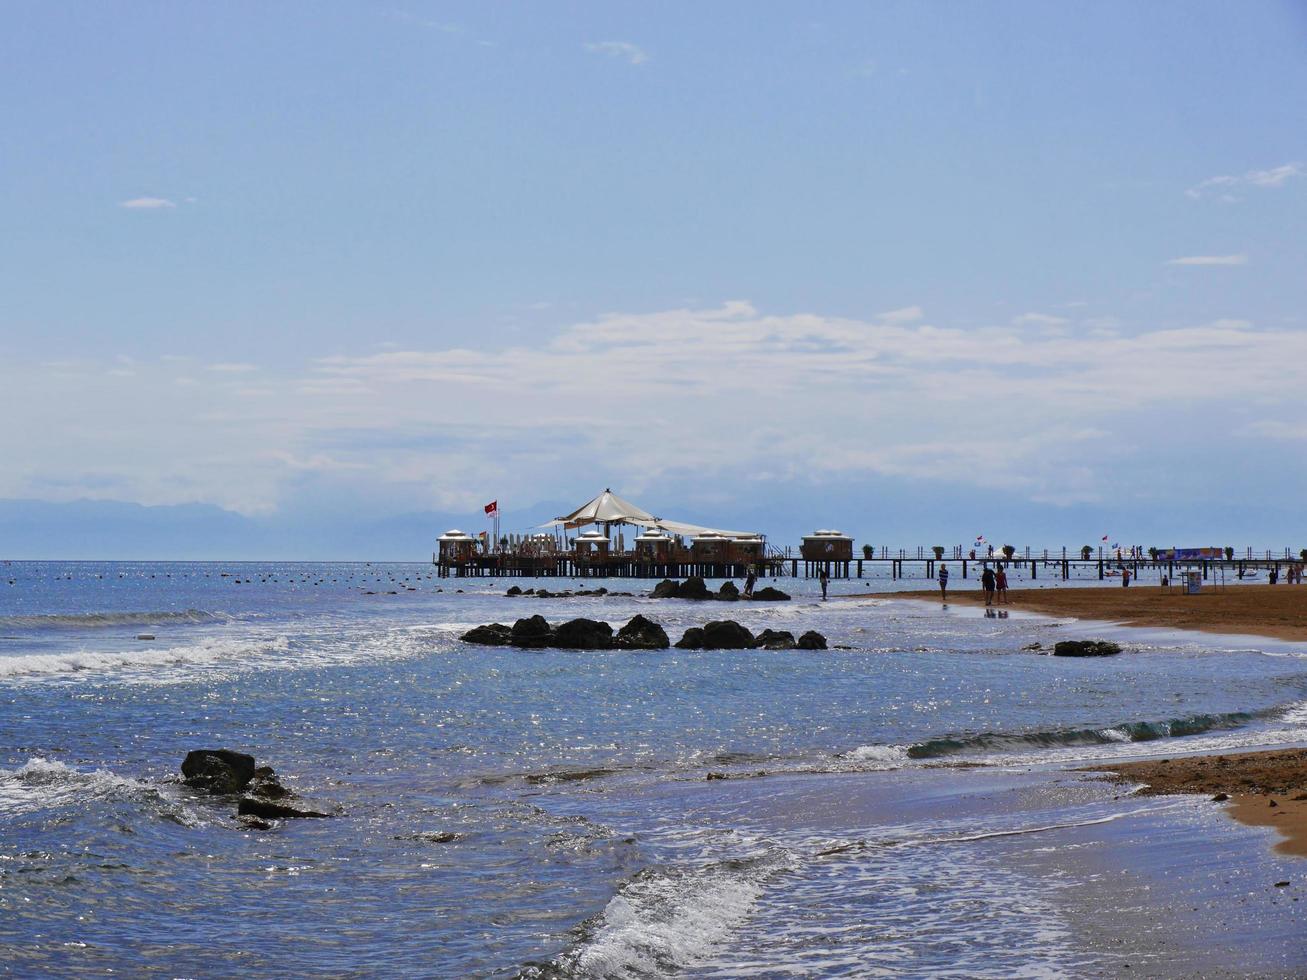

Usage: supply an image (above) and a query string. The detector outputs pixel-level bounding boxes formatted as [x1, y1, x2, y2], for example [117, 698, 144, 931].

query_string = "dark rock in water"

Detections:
[706, 772, 726, 780]
[701, 620, 755, 650]
[615, 614, 670, 650]
[752, 628, 796, 650]
[240, 816, 274, 830]
[535, 589, 554, 599]
[511, 615, 555, 649]
[716, 581, 740, 601]
[1052, 639, 1121, 657]
[523, 588, 536, 595]
[651, 579, 679, 599]
[505, 586, 522, 596]
[1211, 792, 1230, 802]
[749, 587, 791, 601]
[182, 749, 256, 794]
[237, 797, 330, 819]
[677, 577, 713, 600]
[136, 633, 156, 641]
[1022, 642, 1043, 651]
[797, 630, 828, 650]
[248, 765, 291, 800]
[554, 618, 615, 650]
[461, 623, 512, 646]
[675, 627, 705, 649]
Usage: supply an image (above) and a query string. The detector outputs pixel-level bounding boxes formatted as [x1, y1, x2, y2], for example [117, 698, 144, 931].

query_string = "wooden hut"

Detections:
[801, 530, 853, 562]
[574, 530, 611, 560]
[437, 529, 479, 562]
[634, 529, 674, 562]
[730, 534, 765, 563]
[691, 532, 732, 563]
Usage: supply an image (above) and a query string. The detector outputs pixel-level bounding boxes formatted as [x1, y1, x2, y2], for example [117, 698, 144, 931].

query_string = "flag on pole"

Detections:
[1101, 534, 1109, 542]
[485, 500, 498, 516]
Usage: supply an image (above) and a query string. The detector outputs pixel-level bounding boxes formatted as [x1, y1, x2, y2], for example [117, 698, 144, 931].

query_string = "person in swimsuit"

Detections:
[938, 563, 949, 600]
[995, 565, 1009, 604]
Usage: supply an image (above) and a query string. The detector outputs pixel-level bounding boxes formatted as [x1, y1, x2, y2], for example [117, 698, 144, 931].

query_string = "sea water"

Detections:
[1, 561, 1305, 977]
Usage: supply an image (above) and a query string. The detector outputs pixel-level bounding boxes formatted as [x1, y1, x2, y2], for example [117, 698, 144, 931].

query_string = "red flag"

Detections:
[1101, 534, 1108, 541]
[485, 501, 498, 515]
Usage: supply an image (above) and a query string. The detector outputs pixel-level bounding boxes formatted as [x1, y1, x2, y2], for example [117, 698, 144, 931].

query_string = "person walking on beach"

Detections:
[1122, 566, 1131, 588]
[995, 564, 1009, 604]
[938, 563, 949, 600]
[980, 565, 996, 606]
[744, 566, 757, 598]
[819, 567, 830, 601]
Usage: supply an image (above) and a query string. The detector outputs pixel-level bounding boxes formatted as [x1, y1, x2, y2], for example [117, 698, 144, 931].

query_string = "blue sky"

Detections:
[2, 2, 1306, 557]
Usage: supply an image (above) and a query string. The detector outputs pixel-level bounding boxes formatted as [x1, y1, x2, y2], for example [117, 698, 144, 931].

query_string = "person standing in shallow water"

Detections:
[995, 564, 1009, 604]
[981, 565, 996, 606]
[744, 565, 757, 598]
[938, 563, 949, 600]
[819, 567, 829, 600]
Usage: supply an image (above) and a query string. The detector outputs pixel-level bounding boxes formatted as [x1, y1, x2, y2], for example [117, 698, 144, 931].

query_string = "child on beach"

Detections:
[938, 563, 949, 600]
[995, 565, 1009, 604]
[981, 566, 996, 606]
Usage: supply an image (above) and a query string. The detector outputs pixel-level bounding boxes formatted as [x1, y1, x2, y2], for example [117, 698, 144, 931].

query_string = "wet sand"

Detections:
[869, 583, 1307, 642]
[1093, 748, 1307, 858]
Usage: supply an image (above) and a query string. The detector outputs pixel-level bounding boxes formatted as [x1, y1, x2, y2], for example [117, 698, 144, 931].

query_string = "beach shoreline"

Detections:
[1088, 747, 1307, 858]
[848, 582, 1307, 642]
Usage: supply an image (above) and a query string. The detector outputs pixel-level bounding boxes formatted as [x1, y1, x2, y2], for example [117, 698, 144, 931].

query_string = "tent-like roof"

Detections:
[545, 488, 759, 540]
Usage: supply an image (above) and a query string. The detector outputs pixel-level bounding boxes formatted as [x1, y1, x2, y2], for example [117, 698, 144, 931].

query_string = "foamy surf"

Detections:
[0, 757, 200, 825]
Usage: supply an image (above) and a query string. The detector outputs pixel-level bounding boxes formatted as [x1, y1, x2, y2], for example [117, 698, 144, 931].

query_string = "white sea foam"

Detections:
[0, 757, 199, 824]
[843, 744, 912, 768]
[0, 635, 292, 683]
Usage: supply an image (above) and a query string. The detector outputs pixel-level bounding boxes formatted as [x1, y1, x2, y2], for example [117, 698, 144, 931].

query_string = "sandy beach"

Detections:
[1094, 748, 1307, 858]
[873, 582, 1307, 641]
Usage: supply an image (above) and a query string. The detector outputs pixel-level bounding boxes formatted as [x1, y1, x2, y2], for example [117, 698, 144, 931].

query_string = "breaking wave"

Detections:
[0, 757, 200, 825]
[0, 635, 291, 682]
[519, 850, 797, 979]
[0, 609, 227, 630]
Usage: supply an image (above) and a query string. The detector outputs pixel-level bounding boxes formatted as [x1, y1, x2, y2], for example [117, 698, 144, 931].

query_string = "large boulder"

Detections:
[716, 581, 740, 601]
[752, 629, 796, 650]
[701, 620, 755, 650]
[505, 585, 522, 596]
[1053, 639, 1121, 657]
[615, 615, 670, 650]
[182, 749, 256, 794]
[797, 630, 828, 650]
[676, 577, 713, 600]
[462, 623, 512, 646]
[511, 615, 555, 649]
[675, 627, 705, 649]
[553, 618, 614, 650]
[248, 766, 291, 800]
[651, 579, 680, 598]
[750, 587, 791, 601]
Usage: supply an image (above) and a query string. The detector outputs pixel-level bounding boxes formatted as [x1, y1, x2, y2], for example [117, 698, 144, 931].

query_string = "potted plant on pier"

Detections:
[1300, 548, 1306, 562]
[1148, 547, 1158, 561]
[1225, 547, 1235, 561]
[932, 546, 945, 559]
[1001, 545, 1016, 559]
[862, 544, 873, 559]
[1080, 545, 1093, 561]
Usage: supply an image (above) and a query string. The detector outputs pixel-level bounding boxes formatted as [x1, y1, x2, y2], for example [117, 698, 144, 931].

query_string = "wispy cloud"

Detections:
[1012, 312, 1069, 328]
[119, 197, 176, 210]
[1165, 254, 1248, 267]
[584, 40, 648, 66]
[1187, 162, 1304, 200]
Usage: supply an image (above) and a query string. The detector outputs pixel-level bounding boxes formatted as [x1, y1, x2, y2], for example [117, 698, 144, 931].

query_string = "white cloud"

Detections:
[584, 41, 648, 66]
[1012, 312, 1069, 327]
[119, 197, 176, 209]
[5, 302, 1303, 516]
[1165, 254, 1248, 267]
[1187, 162, 1303, 199]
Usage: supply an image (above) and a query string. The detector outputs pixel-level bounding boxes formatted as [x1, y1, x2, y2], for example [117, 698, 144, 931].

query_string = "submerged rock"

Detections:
[749, 587, 791, 601]
[237, 797, 330, 820]
[797, 630, 828, 650]
[510, 615, 555, 649]
[701, 620, 755, 650]
[461, 623, 512, 646]
[716, 581, 740, 601]
[675, 627, 705, 649]
[615, 614, 670, 650]
[752, 629, 796, 650]
[1052, 639, 1121, 657]
[553, 618, 614, 650]
[182, 749, 256, 795]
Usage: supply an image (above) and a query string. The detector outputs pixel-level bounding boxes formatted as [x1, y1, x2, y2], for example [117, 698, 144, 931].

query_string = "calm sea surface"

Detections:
[2, 561, 1306, 977]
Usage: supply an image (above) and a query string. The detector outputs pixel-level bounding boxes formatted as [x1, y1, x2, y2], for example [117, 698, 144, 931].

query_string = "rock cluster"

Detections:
[650, 577, 791, 602]
[462, 614, 670, 650]
[181, 749, 330, 822]
[505, 586, 633, 598]
[461, 615, 826, 652]
[1051, 639, 1122, 657]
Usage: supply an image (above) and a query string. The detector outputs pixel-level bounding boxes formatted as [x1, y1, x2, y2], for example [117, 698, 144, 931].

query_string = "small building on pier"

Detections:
[634, 529, 674, 562]
[574, 530, 611, 560]
[801, 530, 853, 563]
[731, 534, 765, 563]
[691, 532, 732, 563]
[437, 529, 479, 562]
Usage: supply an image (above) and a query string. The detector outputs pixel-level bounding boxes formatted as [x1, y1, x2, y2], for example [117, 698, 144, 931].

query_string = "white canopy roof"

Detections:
[544, 488, 759, 540]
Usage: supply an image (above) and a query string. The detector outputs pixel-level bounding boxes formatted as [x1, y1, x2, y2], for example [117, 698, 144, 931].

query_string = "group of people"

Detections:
[936, 563, 1010, 605]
